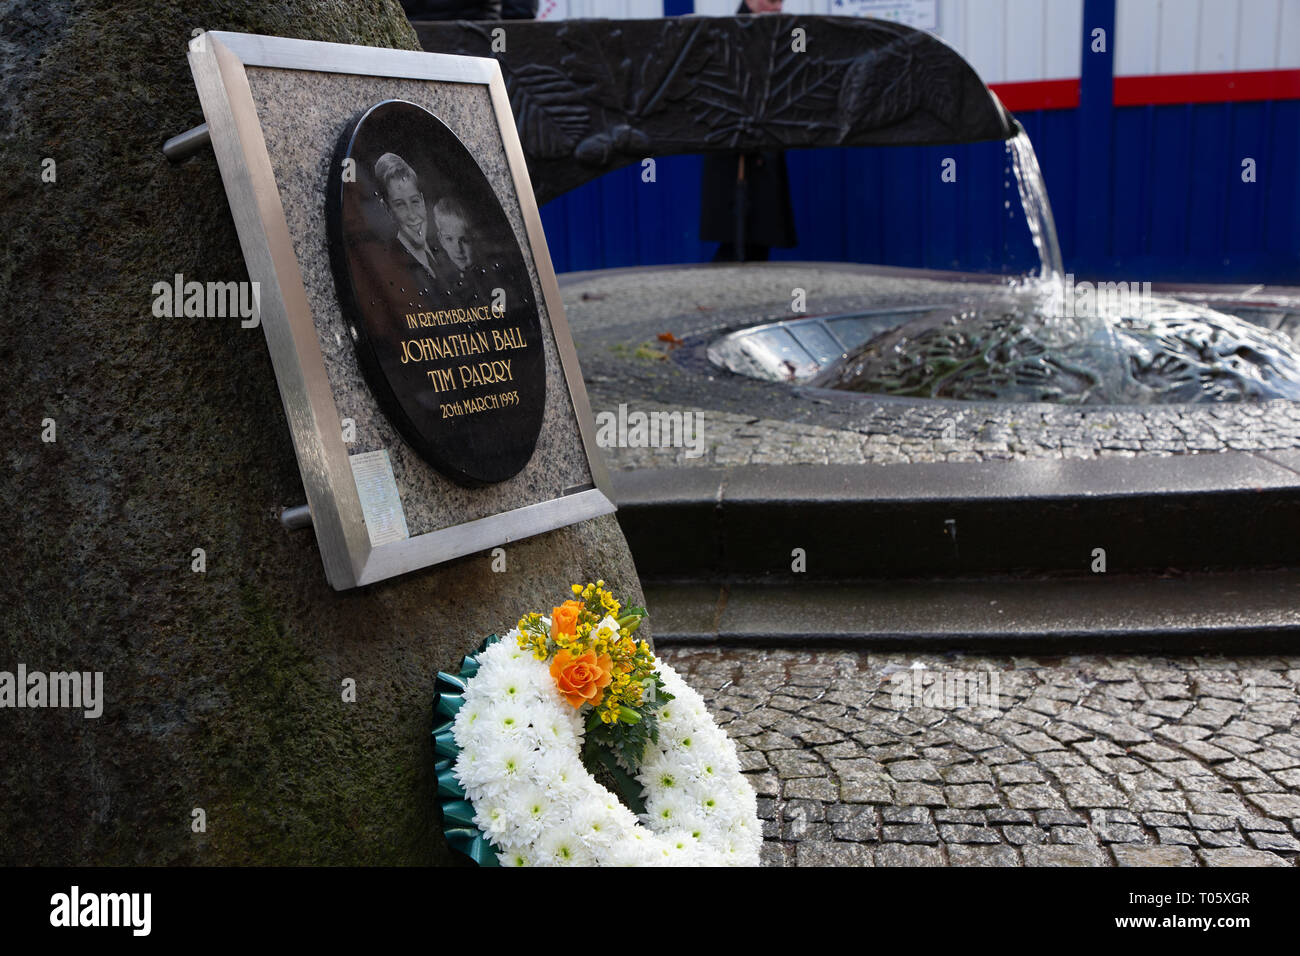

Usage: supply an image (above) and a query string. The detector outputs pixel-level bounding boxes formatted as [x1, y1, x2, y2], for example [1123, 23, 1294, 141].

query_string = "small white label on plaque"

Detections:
[349, 450, 409, 546]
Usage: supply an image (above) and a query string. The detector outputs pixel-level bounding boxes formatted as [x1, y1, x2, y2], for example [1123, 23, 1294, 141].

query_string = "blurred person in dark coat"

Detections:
[699, 0, 796, 262]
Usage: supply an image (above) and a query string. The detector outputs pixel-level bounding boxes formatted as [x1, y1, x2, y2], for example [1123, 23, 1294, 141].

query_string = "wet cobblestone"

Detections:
[658, 646, 1300, 867]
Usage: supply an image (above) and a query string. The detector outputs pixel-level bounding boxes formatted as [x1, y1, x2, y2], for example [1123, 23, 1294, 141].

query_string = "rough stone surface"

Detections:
[1113, 846, 1197, 867]
[948, 845, 1019, 866]
[1021, 846, 1109, 867]
[0, 1, 647, 865]
[1200, 848, 1293, 867]
[796, 841, 875, 867]
[877, 844, 946, 866]
[660, 647, 1300, 867]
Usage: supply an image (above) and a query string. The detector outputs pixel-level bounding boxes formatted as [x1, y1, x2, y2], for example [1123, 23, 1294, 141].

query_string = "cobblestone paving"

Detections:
[658, 646, 1300, 867]
[562, 265, 1300, 471]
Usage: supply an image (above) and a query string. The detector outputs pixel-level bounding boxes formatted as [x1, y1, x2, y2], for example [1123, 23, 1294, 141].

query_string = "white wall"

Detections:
[693, 0, 1084, 82]
[938, 0, 1083, 82]
[560, 0, 1300, 80]
[549, 0, 665, 18]
[1115, 0, 1300, 75]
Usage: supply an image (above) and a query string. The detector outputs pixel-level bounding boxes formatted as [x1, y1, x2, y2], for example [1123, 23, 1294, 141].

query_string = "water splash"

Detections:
[819, 126, 1300, 405]
[1006, 127, 1064, 285]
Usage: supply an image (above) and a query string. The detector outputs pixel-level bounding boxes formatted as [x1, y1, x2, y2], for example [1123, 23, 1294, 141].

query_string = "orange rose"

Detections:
[550, 600, 583, 640]
[549, 648, 614, 709]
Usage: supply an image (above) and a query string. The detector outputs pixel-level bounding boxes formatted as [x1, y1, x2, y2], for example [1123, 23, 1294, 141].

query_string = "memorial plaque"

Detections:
[186, 33, 614, 589]
[327, 100, 546, 487]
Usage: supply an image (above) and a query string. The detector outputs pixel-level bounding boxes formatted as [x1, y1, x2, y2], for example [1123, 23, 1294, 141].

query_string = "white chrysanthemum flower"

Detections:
[502, 783, 549, 846]
[603, 838, 651, 867]
[473, 799, 514, 842]
[475, 639, 513, 665]
[480, 700, 534, 743]
[453, 746, 489, 789]
[570, 801, 622, 849]
[645, 789, 693, 831]
[535, 708, 582, 750]
[451, 700, 490, 751]
[536, 827, 591, 866]
[672, 746, 714, 783]
[468, 659, 543, 706]
[637, 745, 672, 775]
[472, 740, 531, 798]
[665, 729, 700, 757]
[661, 827, 712, 858]
[643, 763, 682, 799]
[726, 776, 759, 810]
[497, 843, 533, 867]
[532, 749, 580, 794]
[691, 786, 726, 819]
[717, 829, 760, 864]
[598, 794, 639, 830]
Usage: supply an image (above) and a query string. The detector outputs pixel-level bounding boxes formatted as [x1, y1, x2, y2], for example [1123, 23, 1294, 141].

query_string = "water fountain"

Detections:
[419, 13, 1300, 652]
[795, 127, 1300, 405]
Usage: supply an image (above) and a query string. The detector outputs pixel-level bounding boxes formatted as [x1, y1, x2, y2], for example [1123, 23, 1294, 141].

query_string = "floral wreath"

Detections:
[432, 582, 761, 866]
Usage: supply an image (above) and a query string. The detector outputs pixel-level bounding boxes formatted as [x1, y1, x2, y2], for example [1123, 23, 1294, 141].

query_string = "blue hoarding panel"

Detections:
[540, 101, 1298, 284]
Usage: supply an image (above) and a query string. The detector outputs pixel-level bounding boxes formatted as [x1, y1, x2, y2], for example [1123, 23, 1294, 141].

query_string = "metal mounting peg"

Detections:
[280, 504, 312, 531]
[163, 123, 210, 163]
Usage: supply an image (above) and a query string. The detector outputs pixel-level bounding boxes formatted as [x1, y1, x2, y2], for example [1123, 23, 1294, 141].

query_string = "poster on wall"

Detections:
[832, 0, 938, 31]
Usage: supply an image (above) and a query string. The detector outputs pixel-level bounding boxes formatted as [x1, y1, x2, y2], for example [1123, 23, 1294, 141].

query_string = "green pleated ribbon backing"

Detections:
[432, 634, 500, 867]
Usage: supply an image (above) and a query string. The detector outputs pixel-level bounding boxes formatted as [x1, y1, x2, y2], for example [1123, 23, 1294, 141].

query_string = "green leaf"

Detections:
[586, 742, 648, 816]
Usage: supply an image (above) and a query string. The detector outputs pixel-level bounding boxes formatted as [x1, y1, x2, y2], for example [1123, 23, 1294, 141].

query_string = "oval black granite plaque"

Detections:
[327, 100, 545, 487]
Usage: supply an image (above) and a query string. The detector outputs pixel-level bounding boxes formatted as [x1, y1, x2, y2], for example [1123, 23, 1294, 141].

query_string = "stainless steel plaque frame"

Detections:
[186, 31, 615, 590]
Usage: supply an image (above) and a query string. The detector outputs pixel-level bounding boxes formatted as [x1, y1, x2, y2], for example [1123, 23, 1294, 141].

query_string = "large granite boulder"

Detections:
[0, 0, 645, 865]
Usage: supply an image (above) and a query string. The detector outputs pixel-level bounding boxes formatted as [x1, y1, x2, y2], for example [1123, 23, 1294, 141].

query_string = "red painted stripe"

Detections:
[989, 78, 1080, 111]
[1114, 69, 1300, 105]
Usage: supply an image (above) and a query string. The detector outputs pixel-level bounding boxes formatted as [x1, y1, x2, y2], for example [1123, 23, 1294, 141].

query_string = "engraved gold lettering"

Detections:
[457, 359, 513, 388]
